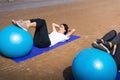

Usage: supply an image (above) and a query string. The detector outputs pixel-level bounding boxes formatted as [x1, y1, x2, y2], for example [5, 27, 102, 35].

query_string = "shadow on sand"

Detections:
[63, 66, 74, 80]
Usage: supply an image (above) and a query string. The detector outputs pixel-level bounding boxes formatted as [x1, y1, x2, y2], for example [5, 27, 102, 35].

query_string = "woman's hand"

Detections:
[66, 29, 76, 38]
[52, 23, 60, 31]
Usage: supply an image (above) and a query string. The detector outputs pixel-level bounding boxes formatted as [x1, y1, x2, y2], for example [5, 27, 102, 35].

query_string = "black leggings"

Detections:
[30, 18, 51, 48]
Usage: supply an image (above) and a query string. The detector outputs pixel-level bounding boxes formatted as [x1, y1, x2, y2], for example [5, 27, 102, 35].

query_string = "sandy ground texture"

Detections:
[1, 0, 120, 80]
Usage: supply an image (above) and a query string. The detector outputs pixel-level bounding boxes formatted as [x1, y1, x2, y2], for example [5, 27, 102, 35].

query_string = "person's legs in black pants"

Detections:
[92, 30, 117, 49]
[30, 18, 51, 48]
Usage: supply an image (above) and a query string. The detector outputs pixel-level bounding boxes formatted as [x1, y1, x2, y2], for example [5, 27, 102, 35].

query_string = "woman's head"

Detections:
[59, 24, 69, 34]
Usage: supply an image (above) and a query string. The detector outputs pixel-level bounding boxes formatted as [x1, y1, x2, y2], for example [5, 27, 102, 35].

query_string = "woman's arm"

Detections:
[66, 29, 76, 38]
[52, 23, 60, 31]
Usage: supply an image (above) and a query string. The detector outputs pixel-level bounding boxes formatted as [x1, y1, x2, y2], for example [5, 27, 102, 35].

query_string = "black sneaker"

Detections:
[92, 30, 117, 50]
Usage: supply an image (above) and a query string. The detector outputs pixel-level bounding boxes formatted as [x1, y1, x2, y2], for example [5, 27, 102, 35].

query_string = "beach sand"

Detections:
[0, 0, 120, 80]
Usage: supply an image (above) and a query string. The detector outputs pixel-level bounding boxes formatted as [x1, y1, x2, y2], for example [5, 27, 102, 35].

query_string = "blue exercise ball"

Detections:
[0, 25, 33, 58]
[72, 48, 117, 80]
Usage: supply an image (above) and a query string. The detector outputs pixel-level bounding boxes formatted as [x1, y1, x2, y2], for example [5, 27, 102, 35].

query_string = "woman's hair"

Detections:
[62, 24, 69, 35]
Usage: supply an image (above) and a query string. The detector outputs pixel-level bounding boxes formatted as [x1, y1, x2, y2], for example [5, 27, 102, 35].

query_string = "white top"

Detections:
[49, 31, 69, 47]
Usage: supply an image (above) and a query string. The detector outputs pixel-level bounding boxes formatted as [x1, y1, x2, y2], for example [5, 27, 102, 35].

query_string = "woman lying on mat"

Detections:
[91, 30, 120, 71]
[12, 18, 75, 48]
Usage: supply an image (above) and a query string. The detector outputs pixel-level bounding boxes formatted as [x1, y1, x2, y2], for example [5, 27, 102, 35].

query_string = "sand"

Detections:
[0, 0, 120, 80]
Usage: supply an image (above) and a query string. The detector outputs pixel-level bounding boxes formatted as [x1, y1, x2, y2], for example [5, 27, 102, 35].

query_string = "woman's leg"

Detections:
[112, 43, 120, 71]
[22, 20, 36, 28]
[12, 19, 37, 31]
[92, 30, 117, 46]
[91, 30, 117, 53]
[94, 32, 120, 55]
[12, 18, 51, 48]
[30, 18, 51, 48]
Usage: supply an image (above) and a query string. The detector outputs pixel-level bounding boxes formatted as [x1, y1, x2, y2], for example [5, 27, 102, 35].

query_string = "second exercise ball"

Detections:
[72, 48, 117, 80]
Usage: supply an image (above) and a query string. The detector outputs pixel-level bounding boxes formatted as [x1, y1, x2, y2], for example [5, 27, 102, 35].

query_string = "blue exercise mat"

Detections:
[12, 35, 80, 63]
[116, 72, 120, 80]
